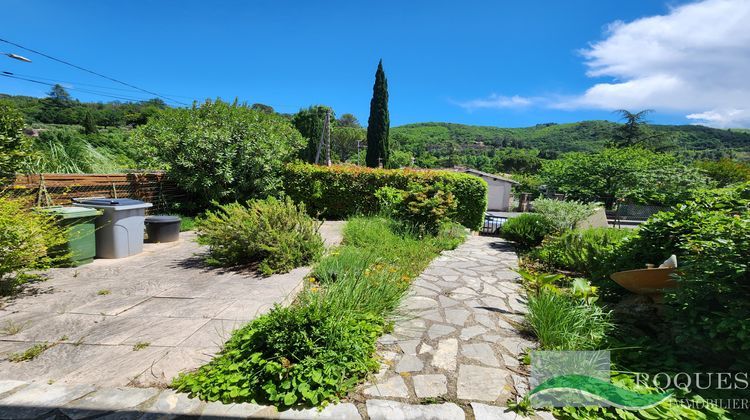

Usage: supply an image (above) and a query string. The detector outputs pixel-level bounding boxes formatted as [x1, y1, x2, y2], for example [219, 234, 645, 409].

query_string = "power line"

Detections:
[0, 37, 189, 106]
[1, 73, 161, 103]
[3, 71, 196, 99]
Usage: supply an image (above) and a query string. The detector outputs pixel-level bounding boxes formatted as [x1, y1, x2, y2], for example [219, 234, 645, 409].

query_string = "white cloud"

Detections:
[457, 94, 534, 111]
[561, 0, 750, 127]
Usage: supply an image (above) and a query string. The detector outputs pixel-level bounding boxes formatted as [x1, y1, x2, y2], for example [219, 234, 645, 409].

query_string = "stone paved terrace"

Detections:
[0, 231, 552, 419]
[0, 222, 344, 389]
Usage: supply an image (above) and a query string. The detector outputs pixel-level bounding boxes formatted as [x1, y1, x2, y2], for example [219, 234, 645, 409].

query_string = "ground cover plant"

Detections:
[282, 163, 487, 230]
[173, 216, 465, 408]
[195, 196, 323, 276]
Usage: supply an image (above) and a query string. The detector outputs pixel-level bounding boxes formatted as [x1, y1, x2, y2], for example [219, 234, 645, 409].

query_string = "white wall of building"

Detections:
[486, 179, 512, 211]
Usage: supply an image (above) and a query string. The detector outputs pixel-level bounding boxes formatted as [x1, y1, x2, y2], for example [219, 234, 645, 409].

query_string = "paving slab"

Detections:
[0, 224, 344, 389]
[0, 383, 95, 419]
[61, 387, 160, 419]
[412, 374, 448, 398]
[366, 399, 465, 420]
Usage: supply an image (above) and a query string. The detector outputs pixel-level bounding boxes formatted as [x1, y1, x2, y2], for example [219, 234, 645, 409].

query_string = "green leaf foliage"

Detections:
[0, 197, 67, 295]
[695, 158, 750, 187]
[282, 163, 487, 231]
[499, 214, 556, 251]
[392, 182, 457, 236]
[195, 197, 324, 276]
[540, 147, 710, 206]
[0, 102, 31, 181]
[531, 198, 600, 232]
[134, 99, 305, 209]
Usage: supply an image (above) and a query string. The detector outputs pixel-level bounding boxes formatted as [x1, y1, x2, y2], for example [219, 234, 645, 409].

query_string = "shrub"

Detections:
[174, 216, 466, 408]
[499, 214, 555, 251]
[525, 288, 613, 351]
[174, 302, 384, 406]
[0, 198, 66, 294]
[282, 163, 487, 230]
[195, 197, 323, 276]
[134, 99, 305, 210]
[533, 227, 634, 277]
[531, 198, 600, 232]
[393, 182, 457, 235]
[0, 102, 31, 181]
[615, 183, 750, 366]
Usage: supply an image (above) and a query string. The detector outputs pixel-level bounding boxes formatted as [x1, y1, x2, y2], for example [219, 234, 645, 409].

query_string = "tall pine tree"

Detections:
[366, 60, 390, 168]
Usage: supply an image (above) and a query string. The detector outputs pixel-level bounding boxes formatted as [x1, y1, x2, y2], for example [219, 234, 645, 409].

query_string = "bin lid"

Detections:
[38, 206, 101, 219]
[146, 215, 181, 224]
[75, 198, 146, 206]
[73, 198, 153, 210]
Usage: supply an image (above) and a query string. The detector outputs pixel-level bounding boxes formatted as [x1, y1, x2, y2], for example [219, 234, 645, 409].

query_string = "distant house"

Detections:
[452, 167, 519, 211]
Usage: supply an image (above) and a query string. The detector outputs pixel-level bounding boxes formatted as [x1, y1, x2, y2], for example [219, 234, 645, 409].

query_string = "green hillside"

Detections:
[391, 121, 750, 159]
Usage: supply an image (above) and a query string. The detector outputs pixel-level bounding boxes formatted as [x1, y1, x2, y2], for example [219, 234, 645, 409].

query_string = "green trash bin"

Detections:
[39, 206, 101, 267]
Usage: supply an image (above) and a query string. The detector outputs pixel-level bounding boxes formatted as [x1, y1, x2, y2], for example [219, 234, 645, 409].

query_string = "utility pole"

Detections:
[356, 139, 361, 166]
[314, 110, 331, 166]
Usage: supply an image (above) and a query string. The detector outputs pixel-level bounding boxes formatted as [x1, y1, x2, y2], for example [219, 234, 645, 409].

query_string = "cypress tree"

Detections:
[81, 109, 98, 134]
[366, 59, 390, 167]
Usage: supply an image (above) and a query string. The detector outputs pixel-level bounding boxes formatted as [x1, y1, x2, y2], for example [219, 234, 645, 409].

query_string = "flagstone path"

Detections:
[353, 234, 547, 419]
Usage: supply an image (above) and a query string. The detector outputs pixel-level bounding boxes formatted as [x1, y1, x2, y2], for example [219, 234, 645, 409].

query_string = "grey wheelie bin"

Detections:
[73, 198, 153, 258]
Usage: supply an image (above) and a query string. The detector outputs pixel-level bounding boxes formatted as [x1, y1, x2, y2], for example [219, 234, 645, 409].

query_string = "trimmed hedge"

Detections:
[283, 163, 487, 230]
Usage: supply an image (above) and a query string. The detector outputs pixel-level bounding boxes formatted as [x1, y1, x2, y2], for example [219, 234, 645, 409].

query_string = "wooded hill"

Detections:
[390, 121, 750, 160]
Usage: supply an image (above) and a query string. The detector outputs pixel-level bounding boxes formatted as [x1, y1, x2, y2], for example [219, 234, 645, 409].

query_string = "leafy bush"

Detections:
[499, 214, 555, 251]
[135, 99, 305, 209]
[531, 198, 600, 232]
[695, 158, 750, 187]
[174, 216, 465, 408]
[393, 182, 457, 235]
[195, 197, 323, 276]
[615, 183, 750, 366]
[533, 227, 634, 277]
[525, 288, 612, 350]
[0, 198, 66, 294]
[0, 102, 31, 181]
[282, 163, 487, 230]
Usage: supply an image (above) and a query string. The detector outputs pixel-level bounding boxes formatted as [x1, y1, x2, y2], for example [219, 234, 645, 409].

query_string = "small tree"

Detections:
[0, 102, 31, 181]
[81, 109, 98, 134]
[366, 60, 390, 168]
[48, 84, 72, 103]
[336, 113, 360, 128]
[134, 99, 305, 210]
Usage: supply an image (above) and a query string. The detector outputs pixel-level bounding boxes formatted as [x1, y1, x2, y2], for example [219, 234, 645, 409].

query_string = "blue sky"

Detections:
[2, 0, 748, 127]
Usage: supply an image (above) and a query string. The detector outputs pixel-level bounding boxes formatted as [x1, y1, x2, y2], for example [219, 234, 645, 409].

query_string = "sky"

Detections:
[2, 0, 749, 128]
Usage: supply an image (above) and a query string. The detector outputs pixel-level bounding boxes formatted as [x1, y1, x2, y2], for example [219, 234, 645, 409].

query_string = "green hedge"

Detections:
[283, 163, 487, 230]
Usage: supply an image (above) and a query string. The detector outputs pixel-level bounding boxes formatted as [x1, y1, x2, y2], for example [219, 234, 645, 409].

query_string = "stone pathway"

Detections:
[0, 231, 551, 419]
[355, 235, 547, 419]
[0, 222, 344, 389]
